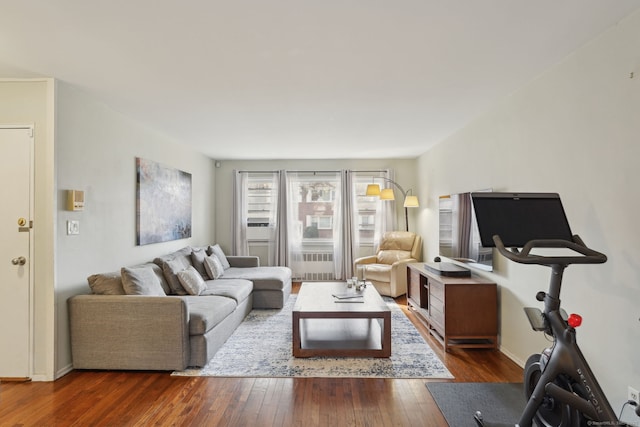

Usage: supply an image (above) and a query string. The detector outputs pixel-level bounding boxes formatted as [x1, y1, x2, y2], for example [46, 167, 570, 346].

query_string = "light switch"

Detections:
[67, 220, 80, 235]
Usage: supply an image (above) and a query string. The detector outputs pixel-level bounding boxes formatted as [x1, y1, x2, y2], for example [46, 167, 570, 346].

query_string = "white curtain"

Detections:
[285, 172, 304, 279]
[339, 170, 356, 279]
[232, 170, 249, 256]
[265, 172, 281, 266]
[332, 171, 345, 279]
[273, 170, 288, 266]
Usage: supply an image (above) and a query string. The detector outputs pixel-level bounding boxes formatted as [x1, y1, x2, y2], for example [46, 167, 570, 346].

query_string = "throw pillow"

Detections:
[87, 272, 126, 295]
[177, 266, 207, 295]
[162, 258, 189, 295]
[204, 255, 225, 280]
[131, 262, 172, 295]
[190, 248, 210, 279]
[208, 244, 231, 270]
[121, 266, 166, 296]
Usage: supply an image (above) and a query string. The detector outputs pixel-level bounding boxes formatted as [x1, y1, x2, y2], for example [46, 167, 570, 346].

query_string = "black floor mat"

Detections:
[427, 382, 525, 427]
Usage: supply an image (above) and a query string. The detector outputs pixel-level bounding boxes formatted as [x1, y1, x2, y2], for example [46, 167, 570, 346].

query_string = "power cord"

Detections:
[618, 399, 639, 420]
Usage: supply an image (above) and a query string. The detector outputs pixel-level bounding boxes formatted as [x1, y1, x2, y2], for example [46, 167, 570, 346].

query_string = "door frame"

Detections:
[1, 124, 35, 380]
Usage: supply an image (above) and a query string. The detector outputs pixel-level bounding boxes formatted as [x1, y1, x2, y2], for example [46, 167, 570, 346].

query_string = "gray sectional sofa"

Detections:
[68, 244, 292, 371]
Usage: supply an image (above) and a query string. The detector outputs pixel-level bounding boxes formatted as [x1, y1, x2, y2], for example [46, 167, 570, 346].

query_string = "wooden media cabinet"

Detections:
[406, 263, 498, 351]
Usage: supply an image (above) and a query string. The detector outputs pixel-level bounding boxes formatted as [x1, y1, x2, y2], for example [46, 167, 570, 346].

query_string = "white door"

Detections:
[0, 126, 33, 379]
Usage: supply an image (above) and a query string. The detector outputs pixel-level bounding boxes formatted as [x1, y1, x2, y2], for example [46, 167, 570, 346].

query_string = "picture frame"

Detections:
[136, 157, 192, 245]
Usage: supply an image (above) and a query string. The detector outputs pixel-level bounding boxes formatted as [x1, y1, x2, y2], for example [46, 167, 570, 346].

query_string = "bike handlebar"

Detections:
[493, 235, 607, 266]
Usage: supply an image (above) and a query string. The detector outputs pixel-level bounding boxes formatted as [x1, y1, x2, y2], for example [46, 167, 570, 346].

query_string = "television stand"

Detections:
[424, 262, 471, 277]
[407, 263, 498, 351]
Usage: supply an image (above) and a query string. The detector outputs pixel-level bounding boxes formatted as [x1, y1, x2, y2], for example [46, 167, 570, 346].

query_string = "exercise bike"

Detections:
[469, 192, 639, 427]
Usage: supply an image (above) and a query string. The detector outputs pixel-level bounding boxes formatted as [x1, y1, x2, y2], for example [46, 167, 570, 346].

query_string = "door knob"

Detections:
[11, 256, 26, 266]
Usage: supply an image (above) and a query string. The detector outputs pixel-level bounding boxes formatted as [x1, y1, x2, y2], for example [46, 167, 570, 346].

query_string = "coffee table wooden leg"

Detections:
[382, 312, 392, 357]
[292, 311, 300, 357]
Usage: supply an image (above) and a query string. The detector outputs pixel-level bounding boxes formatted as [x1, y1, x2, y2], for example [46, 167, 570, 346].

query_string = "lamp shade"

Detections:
[403, 195, 419, 208]
[365, 184, 381, 196]
[380, 188, 395, 200]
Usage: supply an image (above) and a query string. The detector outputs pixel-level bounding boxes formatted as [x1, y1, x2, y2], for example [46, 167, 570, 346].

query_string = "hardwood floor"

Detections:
[0, 286, 522, 427]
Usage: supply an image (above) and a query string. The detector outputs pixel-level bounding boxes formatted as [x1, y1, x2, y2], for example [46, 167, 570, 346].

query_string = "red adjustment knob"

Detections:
[568, 313, 582, 328]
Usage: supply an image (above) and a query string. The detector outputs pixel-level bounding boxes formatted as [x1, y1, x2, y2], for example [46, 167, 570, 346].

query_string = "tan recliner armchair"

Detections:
[353, 231, 422, 298]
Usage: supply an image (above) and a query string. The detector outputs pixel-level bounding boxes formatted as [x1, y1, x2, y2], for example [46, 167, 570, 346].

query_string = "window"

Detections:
[307, 215, 333, 229]
[359, 214, 375, 230]
[235, 169, 394, 279]
[242, 173, 279, 264]
[246, 177, 276, 228]
[353, 174, 386, 247]
[288, 173, 339, 243]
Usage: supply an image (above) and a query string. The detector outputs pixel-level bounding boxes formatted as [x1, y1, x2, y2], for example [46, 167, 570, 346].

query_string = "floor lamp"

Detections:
[366, 178, 419, 231]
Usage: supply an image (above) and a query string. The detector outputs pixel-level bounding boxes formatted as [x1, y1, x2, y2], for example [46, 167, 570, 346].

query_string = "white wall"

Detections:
[54, 82, 217, 377]
[416, 10, 640, 410]
[213, 158, 418, 255]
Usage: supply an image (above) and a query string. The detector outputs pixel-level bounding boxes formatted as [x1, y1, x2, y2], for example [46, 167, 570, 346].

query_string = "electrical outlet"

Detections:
[67, 220, 80, 235]
[629, 386, 639, 405]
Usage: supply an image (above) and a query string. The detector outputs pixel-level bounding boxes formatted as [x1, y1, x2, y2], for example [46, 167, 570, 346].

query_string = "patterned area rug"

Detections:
[173, 295, 453, 379]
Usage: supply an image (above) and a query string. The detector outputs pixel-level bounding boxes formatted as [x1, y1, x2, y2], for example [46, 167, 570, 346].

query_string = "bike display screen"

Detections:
[471, 192, 573, 248]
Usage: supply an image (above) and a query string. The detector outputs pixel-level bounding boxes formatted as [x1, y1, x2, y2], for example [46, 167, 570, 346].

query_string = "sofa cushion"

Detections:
[201, 278, 253, 303]
[208, 244, 231, 270]
[226, 256, 260, 268]
[162, 258, 189, 295]
[379, 231, 416, 251]
[190, 248, 210, 279]
[183, 295, 237, 335]
[204, 255, 224, 279]
[377, 250, 412, 265]
[121, 266, 166, 296]
[87, 271, 126, 295]
[222, 266, 290, 291]
[177, 266, 207, 295]
[153, 246, 193, 266]
[154, 247, 193, 271]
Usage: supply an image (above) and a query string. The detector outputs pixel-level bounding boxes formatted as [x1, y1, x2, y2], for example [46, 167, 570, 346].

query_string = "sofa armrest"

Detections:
[354, 255, 377, 266]
[68, 295, 190, 371]
[227, 256, 260, 268]
[388, 258, 417, 296]
[391, 258, 417, 270]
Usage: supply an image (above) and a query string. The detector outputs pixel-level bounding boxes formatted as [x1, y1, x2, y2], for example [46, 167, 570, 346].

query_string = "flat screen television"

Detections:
[470, 192, 573, 248]
[438, 192, 493, 271]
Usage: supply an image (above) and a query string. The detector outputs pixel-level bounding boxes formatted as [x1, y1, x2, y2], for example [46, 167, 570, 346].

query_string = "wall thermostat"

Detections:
[67, 190, 84, 211]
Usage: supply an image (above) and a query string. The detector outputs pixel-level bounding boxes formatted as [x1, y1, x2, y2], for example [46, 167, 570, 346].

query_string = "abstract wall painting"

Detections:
[136, 157, 192, 245]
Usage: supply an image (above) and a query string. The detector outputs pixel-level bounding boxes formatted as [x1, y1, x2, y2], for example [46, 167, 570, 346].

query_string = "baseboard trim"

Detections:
[55, 363, 74, 380]
[499, 346, 525, 368]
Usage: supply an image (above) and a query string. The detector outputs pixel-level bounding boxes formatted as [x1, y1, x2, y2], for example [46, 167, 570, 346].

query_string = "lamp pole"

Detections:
[380, 178, 410, 232]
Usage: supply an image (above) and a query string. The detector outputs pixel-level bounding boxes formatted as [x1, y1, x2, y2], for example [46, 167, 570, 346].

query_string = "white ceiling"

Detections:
[1, 1, 639, 160]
